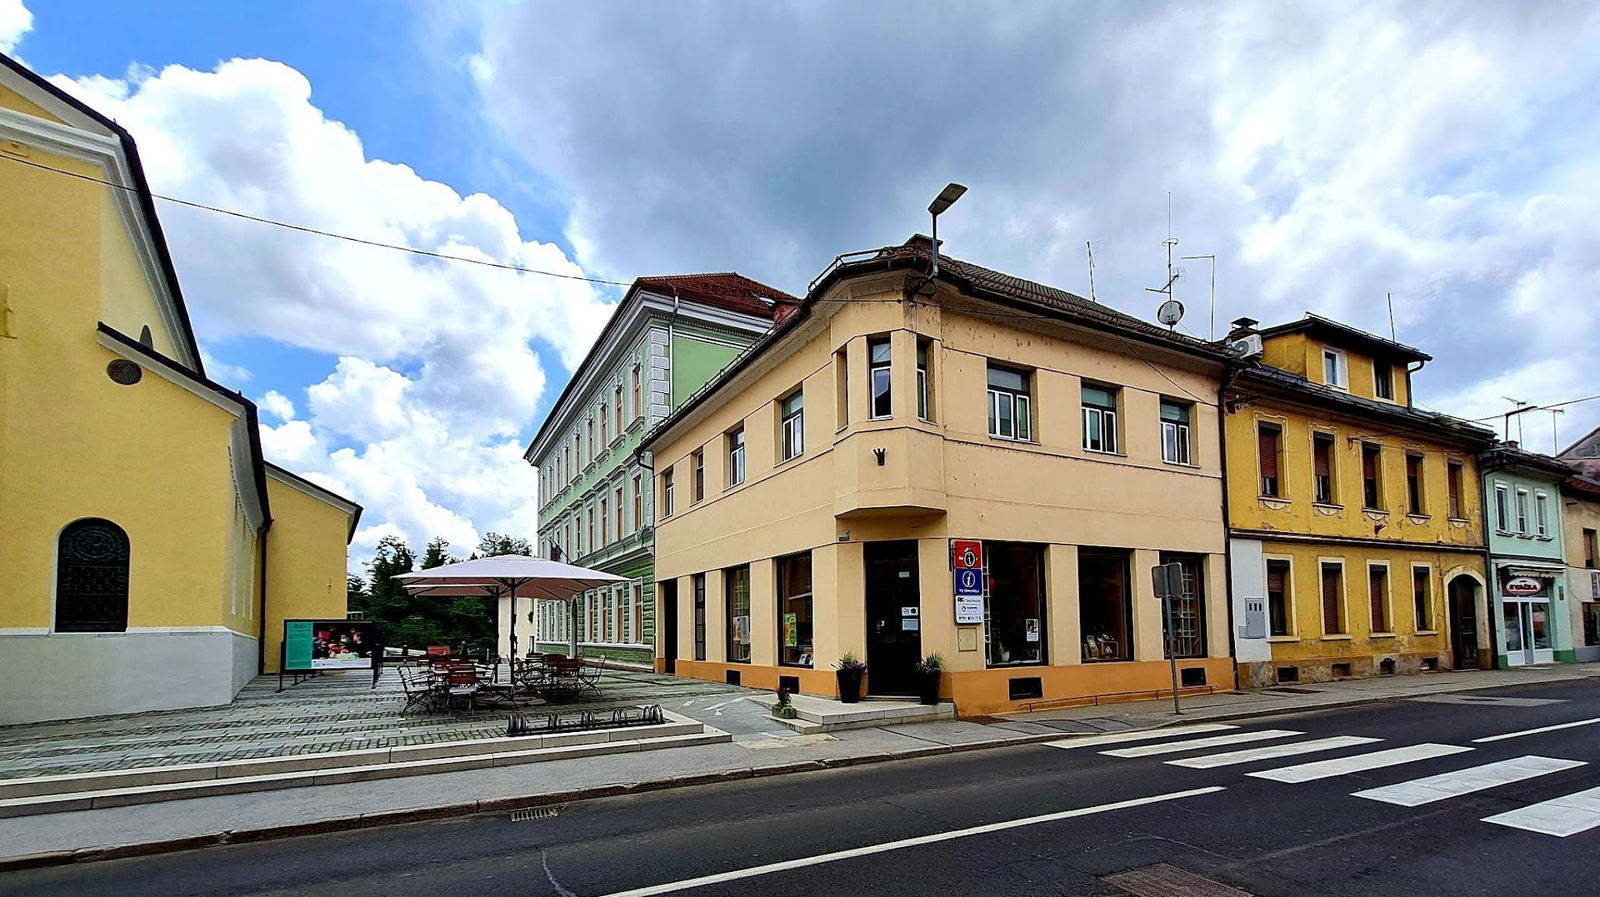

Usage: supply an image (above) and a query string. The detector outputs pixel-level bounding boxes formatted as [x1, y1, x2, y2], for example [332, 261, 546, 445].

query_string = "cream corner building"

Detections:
[0, 53, 359, 724]
[643, 237, 1233, 715]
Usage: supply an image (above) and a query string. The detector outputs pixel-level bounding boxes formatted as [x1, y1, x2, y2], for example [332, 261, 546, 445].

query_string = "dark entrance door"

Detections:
[1449, 577, 1480, 670]
[865, 540, 921, 696]
[660, 580, 679, 675]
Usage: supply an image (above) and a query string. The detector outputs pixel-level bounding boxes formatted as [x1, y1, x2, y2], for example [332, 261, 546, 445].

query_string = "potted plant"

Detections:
[914, 652, 944, 705]
[834, 652, 866, 703]
[773, 685, 799, 719]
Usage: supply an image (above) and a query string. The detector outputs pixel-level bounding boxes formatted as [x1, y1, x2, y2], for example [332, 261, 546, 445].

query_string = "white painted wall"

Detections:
[0, 628, 257, 724]
[1228, 537, 1272, 664]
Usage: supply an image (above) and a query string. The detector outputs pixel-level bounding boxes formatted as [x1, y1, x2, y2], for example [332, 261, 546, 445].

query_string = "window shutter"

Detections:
[1258, 428, 1279, 478]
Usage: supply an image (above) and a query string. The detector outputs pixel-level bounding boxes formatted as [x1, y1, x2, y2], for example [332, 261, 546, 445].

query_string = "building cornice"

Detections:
[1229, 528, 1485, 554]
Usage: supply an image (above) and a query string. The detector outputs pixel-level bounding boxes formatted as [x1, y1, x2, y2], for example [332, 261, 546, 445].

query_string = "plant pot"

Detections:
[917, 670, 941, 705]
[835, 668, 864, 703]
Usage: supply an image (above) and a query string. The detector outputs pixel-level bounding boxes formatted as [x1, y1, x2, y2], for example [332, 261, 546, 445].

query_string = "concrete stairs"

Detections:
[755, 694, 956, 733]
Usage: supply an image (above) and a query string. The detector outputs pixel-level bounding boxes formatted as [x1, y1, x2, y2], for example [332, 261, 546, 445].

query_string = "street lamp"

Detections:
[927, 182, 967, 280]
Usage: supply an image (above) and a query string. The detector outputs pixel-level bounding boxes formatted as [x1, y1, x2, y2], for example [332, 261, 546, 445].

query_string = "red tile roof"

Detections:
[634, 273, 798, 320]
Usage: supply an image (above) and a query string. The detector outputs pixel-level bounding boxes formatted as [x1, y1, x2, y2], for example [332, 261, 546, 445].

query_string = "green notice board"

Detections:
[284, 621, 316, 671]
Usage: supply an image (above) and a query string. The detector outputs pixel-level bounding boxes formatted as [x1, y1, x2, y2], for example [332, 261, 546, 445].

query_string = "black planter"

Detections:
[836, 668, 864, 703]
[917, 670, 941, 705]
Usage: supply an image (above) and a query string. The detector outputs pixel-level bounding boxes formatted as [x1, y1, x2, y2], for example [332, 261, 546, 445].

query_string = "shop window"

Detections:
[1160, 400, 1191, 465]
[778, 552, 813, 667]
[1368, 565, 1391, 633]
[917, 338, 933, 421]
[986, 542, 1046, 667]
[725, 565, 751, 664]
[987, 363, 1031, 441]
[868, 337, 891, 419]
[1413, 567, 1433, 631]
[1374, 360, 1394, 400]
[1082, 384, 1120, 454]
[1583, 603, 1600, 647]
[779, 388, 804, 461]
[692, 450, 705, 503]
[1158, 552, 1206, 658]
[1313, 433, 1335, 504]
[727, 426, 746, 487]
[55, 518, 131, 633]
[1266, 559, 1292, 636]
[1321, 562, 1346, 635]
[1447, 461, 1464, 518]
[692, 573, 706, 661]
[1258, 424, 1282, 497]
[1079, 549, 1132, 662]
[1361, 443, 1382, 510]
[1406, 454, 1424, 515]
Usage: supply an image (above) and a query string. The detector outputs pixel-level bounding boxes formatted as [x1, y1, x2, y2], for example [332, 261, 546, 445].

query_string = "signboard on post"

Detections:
[951, 539, 983, 571]
[1151, 563, 1186, 715]
[280, 619, 382, 691]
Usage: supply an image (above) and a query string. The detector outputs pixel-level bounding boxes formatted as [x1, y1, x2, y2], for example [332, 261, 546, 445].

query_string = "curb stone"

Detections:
[5, 672, 1593, 872]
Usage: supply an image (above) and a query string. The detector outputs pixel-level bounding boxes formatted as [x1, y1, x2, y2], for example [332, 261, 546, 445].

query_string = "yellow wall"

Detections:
[652, 276, 1231, 715]
[1264, 329, 1411, 405]
[261, 473, 352, 672]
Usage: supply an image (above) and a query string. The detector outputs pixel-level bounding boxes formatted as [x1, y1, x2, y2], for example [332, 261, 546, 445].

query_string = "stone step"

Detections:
[757, 695, 956, 732]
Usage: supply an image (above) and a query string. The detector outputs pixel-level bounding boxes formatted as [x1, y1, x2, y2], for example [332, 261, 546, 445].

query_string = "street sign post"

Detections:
[1152, 562, 1186, 715]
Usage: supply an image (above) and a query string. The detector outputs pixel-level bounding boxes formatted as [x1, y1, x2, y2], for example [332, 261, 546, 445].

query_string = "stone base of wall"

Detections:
[1241, 649, 1455, 688]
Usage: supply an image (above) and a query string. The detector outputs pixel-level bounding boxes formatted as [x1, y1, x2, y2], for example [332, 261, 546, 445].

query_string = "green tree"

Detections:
[420, 537, 457, 569]
[473, 532, 533, 558]
[346, 574, 369, 616]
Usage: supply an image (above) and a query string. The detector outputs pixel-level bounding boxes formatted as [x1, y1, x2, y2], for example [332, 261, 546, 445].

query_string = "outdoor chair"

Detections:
[398, 663, 441, 715]
[444, 667, 479, 712]
[576, 654, 605, 695]
[547, 658, 583, 701]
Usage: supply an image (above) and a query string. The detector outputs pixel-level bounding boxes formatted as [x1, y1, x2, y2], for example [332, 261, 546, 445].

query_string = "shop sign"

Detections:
[951, 539, 983, 570]
[1505, 576, 1544, 596]
[955, 593, 985, 625]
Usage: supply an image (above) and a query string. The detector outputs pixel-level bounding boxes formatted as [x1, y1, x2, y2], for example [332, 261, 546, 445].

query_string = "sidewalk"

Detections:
[4, 663, 1596, 870]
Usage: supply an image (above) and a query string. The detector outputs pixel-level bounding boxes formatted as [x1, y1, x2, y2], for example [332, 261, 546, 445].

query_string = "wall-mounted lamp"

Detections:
[873, 447, 887, 466]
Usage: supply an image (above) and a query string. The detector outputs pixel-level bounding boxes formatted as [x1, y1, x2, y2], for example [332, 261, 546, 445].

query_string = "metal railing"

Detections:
[1017, 683, 1220, 713]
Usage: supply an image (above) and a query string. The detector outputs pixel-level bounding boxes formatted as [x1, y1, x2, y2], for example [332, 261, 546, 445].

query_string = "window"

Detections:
[777, 552, 813, 667]
[986, 364, 1031, 441]
[661, 469, 675, 517]
[987, 542, 1047, 667]
[1159, 553, 1206, 658]
[1321, 563, 1346, 635]
[1495, 484, 1511, 531]
[725, 565, 751, 663]
[1266, 559, 1292, 636]
[1406, 453, 1424, 515]
[55, 518, 130, 632]
[868, 337, 891, 419]
[614, 385, 624, 434]
[1535, 493, 1549, 537]
[586, 418, 594, 462]
[692, 573, 706, 661]
[726, 426, 745, 487]
[1313, 433, 1336, 504]
[1258, 424, 1282, 497]
[600, 404, 608, 446]
[692, 450, 705, 503]
[630, 583, 644, 644]
[779, 389, 804, 461]
[1585, 529, 1597, 568]
[1079, 549, 1132, 662]
[834, 348, 848, 428]
[1082, 384, 1119, 453]
[917, 338, 933, 421]
[1413, 567, 1433, 631]
[576, 512, 584, 554]
[600, 498, 609, 546]
[1160, 400, 1191, 465]
[632, 364, 642, 421]
[1368, 565, 1390, 633]
[587, 506, 596, 552]
[1323, 347, 1346, 388]
[632, 475, 643, 529]
[1448, 461, 1464, 518]
[1516, 488, 1529, 534]
[1361, 443, 1382, 510]
[1374, 360, 1394, 400]
[614, 486, 623, 538]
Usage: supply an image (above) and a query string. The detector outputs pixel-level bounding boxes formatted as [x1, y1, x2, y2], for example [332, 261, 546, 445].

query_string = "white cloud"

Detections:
[0, 0, 30, 54]
[46, 58, 618, 569]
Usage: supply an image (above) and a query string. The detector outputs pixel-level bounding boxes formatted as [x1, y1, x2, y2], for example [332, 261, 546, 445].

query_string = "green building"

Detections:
[1480, 443, 1576, 666]
[524, 274, 793, 665]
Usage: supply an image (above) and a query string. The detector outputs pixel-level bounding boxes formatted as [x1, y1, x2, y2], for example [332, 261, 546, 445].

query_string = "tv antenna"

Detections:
[1550, 407, 1566, 453]
[1180, 253, 1216, 340]
[1501, 396, 1529, 443]
[1085, 241, 1098, 303]
[1146, 194, 1182, 328]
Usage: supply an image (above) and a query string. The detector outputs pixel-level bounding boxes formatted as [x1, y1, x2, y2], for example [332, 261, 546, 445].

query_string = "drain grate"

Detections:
[1104, 863, 1253, 897]
[510, 806, 561, 822]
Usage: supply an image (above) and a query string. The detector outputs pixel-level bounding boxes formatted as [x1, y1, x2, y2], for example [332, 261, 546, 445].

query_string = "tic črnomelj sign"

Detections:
[283, 620, 381, 672]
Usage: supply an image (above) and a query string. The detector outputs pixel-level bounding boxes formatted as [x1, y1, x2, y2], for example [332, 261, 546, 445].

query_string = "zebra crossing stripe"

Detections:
[1166, 735, 1381, 769]
[1471, 718, 1600, 744]
[1354, 756, 1587, 807]
[1044, 723, 1238, 751]
[1248, 743, 1472, 783]
[1102, 729, 1302, 758]
[1483, 785, 1600, 837]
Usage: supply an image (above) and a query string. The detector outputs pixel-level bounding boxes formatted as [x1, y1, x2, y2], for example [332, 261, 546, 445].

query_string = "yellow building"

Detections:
[1561, 474, 1600, 663]
[1221, 315, 1496, 686]
[0, 53, 359, 723]
[642, 237, 1234, 716]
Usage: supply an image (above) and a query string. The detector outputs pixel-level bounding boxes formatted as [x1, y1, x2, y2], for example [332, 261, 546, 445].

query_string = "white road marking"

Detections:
[592, 786, 1225, 897]
[1354, 756, 1587, 807]
[1249, 743, 1472, 783]
[1102, 729, 1302, 758]
[1483, 785, 1600, 837]
[1166, 736, 1381, 769]
[1471, 717, 1600, 744]
[1043, 723, 1238, 751]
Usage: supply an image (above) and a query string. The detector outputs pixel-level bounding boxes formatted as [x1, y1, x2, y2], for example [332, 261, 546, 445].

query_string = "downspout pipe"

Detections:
[1217, 363, 1242, 691]
[256, 518, 273, 675]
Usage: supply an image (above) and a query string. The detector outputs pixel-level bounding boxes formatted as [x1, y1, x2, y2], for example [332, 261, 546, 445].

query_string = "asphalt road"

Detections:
[6, 677, 1600, 897]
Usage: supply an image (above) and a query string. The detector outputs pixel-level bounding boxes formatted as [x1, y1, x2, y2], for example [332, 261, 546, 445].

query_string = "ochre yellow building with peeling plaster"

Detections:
[0, 53, 358, 723]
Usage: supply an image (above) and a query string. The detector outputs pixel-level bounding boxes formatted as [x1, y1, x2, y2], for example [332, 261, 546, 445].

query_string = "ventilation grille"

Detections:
[106, 359, 143, 385]
[510, 806, 560, 822]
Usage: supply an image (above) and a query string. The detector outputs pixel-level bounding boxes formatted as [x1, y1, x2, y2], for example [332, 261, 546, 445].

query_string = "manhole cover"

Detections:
[1104, 863, 1253, 897]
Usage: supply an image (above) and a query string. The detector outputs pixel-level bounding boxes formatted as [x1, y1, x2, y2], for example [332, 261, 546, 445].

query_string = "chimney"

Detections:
[1226, 317, 1260, 342]
[1506, 440, 1520, 450]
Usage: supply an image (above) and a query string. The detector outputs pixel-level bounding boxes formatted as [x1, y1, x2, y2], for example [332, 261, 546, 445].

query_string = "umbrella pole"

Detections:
[508, 583, 518, 683]
[569, 597, 578, 659]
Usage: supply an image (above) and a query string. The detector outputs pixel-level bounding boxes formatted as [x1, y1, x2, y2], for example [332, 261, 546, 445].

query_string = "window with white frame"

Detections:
[916, 338, 933, 421]
[1082, 384, 1119, 453]
[1323, 347, 1347, 388]
[868, 337, 892, 419]
[1159, 399, 1191, 464]
[661, 468, 675, 517]
[779, 389, 804, 461]
[986, 364, 1031, 441]
[1495, 483, 1510, 531]
[727, 426, 745, 486]
[692, 450, 705, 503]
[632, 474, 643, 528]
[1516, 488, 1529, 534]
[1536, 492, 1549, 536]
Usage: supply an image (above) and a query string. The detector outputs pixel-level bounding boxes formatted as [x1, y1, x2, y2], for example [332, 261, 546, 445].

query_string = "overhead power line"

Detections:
[1469, 394, 1600, 422]
[0, 152, 634, 287]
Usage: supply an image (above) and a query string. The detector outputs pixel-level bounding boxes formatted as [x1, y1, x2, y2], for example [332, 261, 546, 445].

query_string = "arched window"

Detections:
[56, 518, 130, 632]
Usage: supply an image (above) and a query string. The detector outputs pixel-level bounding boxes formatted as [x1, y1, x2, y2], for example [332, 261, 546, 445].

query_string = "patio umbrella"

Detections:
[394, 555, 627, 676]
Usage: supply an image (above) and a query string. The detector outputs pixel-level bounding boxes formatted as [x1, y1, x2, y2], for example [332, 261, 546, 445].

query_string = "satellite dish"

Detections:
[1157, 299, 1185, 328]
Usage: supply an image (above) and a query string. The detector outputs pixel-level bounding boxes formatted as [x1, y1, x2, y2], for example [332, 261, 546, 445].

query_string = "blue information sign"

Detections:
[954, 567, 984, 597]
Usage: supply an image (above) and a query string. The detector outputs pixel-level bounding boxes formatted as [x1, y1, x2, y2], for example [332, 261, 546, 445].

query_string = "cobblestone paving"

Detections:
[0, 668, 751, 780]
